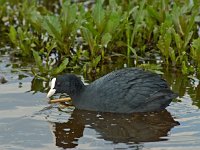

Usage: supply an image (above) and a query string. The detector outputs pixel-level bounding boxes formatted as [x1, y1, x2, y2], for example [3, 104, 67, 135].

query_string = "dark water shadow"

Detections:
[52, 109, 179, 149]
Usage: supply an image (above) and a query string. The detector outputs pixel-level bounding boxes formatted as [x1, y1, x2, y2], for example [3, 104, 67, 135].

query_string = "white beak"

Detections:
[47, 88, 56, 98]
[47, 78, 56, 98]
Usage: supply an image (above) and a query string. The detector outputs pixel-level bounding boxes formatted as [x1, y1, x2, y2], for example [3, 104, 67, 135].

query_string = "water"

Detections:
[1, 51, 200, 150]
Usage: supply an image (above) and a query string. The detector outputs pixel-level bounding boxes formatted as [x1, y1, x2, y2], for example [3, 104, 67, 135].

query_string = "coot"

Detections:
[47, 68, 177, 113]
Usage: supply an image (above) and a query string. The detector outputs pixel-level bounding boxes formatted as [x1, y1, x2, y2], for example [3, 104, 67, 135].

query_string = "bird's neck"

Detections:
[69, 79, 85, 97]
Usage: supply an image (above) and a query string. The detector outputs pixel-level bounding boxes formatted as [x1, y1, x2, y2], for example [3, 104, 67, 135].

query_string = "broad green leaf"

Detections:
[62, 2, 77, 24]
[81, 27, 94, 54]
[183, 31, 193, 49]
[139, 64, 163, 74]
[31, 68, 48, 81]
[171, 5, 181, 32]
[32, 50, 45, 73]
[17, 27, 24, 41]
[27, 9, 43, 31]
[185, 10, 197, 37]
[191, 38, 200, 60]
[169, 47, 176, 63]
[147, 6, 161, 22]
[174, 32, 182, 50]
[104, 11, 120, 34]
[8, 26, 17, 44]
[52, 58, 69, 75]
[61, 2, 77, 35]
[130, 0, 146, 45]
[164, 30, 172, 50]
[157, 36, 170, 63]
[42, 16, 62, 41]
[160, 15, 172, 35]
[92, 0, 105, 32]
[92, 55, 101, 68]
[195, 16, 200, 22]
[181, 61, 188, 74]
[83, 22, 99, 37]
[157, 37, 165, 52]
[109, 0, 118, 10]
[101, 33, 112, 48]
[192, 38, 200, 50]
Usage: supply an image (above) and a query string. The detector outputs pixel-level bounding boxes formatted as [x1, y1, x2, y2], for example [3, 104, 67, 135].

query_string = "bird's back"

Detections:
[75, 68, 176, 113]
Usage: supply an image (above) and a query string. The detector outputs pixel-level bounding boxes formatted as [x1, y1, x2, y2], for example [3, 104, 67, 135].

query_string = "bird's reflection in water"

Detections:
[52, 109, 179, 149]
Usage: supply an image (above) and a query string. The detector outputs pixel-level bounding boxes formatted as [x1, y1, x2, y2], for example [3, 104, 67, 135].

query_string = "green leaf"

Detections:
[164, 30, 172, 49]
[130, 0, 146, 45]
[83, 22, 99, 37]
[42, 16, 62, 41]
[8, 26, 17, 44]
[32, 50, 45, 73]
[81, 27, 94, 55]
[183, 31, 193, 49]
[61, 2, 78, 35]
[92, 0, 105, 32]
[192, 38, 200, 50]
[169, 47, 176, 63]
[128, 6, 139, 16]
[101, 33, 112, 48]
[92, 55, 101, 68]
[138, 64, 163, 74]
[109, 0, 118, 10]
[147, 6, 161, 22]
[191, 38, 200, 60]
[181, 61, 188, 74]
[185, 10, 197, 38]
[157, 37, 165, 53]
[27, 9, 43, 31]
[17, 27, 24, 41]
[104, 11, 120, 34]
[62, 2, 77, 24]
[52, 58, 69, 75]
[127, 46, 137, 57]
[174, 32, 182, 50]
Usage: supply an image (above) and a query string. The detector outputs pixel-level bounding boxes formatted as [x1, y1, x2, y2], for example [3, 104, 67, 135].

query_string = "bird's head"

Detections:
[47, 74, 84, 98]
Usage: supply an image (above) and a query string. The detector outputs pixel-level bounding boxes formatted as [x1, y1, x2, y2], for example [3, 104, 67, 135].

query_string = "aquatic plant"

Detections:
[1, 0, 200, 78]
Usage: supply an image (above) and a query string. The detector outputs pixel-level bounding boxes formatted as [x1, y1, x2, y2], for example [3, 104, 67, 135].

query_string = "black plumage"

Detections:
[50, 68, 177, 113]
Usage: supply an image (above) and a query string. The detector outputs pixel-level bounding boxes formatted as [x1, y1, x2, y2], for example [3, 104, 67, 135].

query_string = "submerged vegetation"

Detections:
[0, 0, 200, 78]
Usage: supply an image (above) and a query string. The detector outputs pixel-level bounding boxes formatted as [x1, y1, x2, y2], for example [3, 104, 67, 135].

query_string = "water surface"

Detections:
[0, 51, 200, 150]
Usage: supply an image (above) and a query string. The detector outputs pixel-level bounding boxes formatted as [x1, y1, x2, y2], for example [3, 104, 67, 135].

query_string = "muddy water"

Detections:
[1, 52, 200, 150]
